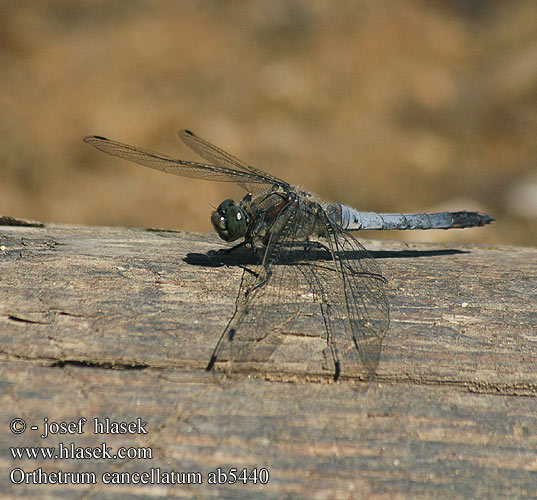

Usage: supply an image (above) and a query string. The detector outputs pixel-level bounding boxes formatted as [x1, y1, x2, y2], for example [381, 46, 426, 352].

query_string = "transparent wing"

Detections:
[206, 197, 389, 385]
[312, 210, 390, 384]
[83, 135, 276, 193]
[206, 197, 315, 375]
[179, 129, 289, 188]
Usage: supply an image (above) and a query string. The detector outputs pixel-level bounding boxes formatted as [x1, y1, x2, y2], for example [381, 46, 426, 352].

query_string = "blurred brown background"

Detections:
[1, 1, 536, 246]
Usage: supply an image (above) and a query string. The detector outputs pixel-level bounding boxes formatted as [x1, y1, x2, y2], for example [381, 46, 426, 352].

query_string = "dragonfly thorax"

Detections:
[211, 199, 249, 242]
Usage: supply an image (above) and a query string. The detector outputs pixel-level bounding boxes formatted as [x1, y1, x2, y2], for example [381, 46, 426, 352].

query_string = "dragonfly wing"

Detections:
[207, 198, 315, 374]
[311, 210, 390, 384]
[83, 135, 273, 192]
[179, 130, 289, 189]
[207, 263, 299, 373]
[207, 196, 389, 385]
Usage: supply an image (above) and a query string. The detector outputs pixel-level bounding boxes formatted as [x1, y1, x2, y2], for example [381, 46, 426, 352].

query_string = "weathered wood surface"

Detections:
[1, 220, 536, 499]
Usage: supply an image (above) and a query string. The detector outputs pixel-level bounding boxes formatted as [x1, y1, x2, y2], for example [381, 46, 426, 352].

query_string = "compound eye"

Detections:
[225, 206, 248, 240]
[218, 199, 235, 213]
[210, 200, 248, 242]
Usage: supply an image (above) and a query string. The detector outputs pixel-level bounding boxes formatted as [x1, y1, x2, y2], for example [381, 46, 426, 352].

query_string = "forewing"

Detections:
[207, 199, 312, 375]
[179, 130, 289, 190]
[313, 211, 389, 384]
[83, 135, 273, 192]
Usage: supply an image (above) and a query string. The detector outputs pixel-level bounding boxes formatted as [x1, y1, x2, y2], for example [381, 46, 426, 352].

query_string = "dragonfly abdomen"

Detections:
[334, 203, 494, 231]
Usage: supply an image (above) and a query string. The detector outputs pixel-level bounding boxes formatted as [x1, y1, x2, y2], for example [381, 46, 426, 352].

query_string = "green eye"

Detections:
[225, 206, 248, 239]
[219, 199, 235, 210]
[211, 200, 248, 242]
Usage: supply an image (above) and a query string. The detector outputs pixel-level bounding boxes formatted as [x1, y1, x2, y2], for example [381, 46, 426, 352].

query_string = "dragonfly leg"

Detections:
[304, 239, 331, 253]
[215, 240, 248, 255]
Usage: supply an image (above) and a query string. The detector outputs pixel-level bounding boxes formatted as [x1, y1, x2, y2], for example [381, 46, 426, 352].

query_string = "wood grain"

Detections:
[1, 220, 536, 499]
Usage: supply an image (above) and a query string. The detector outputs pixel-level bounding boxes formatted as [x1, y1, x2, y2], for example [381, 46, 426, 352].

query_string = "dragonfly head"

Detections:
[211, 199, 249, 242]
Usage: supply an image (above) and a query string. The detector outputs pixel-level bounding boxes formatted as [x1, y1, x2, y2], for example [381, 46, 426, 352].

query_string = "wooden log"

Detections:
[1, 219, 536, 499]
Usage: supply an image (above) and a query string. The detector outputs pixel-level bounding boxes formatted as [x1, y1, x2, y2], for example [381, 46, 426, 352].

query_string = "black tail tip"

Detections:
[480, 213, 495, 226]
[451, 211, 495, 228]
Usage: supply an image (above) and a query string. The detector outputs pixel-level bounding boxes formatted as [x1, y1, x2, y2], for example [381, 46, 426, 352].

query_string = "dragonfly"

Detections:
[84, 130, 494, 384]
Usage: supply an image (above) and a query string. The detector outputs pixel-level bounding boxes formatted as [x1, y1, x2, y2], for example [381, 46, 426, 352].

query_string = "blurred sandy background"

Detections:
[1, 1, 536, 246]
